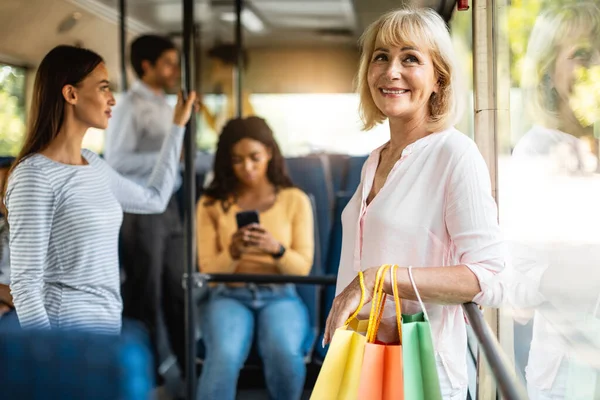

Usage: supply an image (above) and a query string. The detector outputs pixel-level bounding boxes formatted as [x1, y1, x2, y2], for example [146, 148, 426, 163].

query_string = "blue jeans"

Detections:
[196, 284, 309, 400]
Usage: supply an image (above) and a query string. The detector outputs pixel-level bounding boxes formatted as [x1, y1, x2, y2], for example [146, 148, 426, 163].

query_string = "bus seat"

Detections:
[0, 326, 153, 400]
[294, 193, 322, 358]
[326, 154, 349, 195]
[0, 156, 15, 167]
[345, 155, 368, 194]
[315, 191, 353, 361]
[285, 155, 334, 265]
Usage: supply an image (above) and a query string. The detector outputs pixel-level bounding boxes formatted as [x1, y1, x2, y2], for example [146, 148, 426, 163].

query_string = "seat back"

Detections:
[345, 155, 368, 194]
[315, 191, 353, 360]
[0, 156, 15, 168]
[326, 154, 349, 195]
[0, 326, 153, 400]
[295, 193, 321, 356]
[285, 155, 334, 264]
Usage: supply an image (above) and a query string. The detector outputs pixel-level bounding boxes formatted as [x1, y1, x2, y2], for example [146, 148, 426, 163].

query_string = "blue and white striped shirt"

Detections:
[5, 125, 184, 334]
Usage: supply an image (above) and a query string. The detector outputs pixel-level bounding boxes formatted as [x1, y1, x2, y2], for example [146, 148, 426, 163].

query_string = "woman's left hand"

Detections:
[245, 225, 281, 255]
[323, 266, 383, 345]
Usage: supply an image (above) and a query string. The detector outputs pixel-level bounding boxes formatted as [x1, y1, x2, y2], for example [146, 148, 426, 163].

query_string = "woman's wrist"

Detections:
[382, 267, 393, 295]
[271, 243, 286, 259]
[383, 266, 406, 295]
[229, 244, 241, 260]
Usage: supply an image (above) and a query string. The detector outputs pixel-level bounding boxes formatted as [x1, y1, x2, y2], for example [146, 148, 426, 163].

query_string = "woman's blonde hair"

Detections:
[356, 7, 462, 132]
[521, 2, 600, 129]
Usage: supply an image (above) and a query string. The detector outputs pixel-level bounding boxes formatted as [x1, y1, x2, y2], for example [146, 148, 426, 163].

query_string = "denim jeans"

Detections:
[196, 283, 310, 400]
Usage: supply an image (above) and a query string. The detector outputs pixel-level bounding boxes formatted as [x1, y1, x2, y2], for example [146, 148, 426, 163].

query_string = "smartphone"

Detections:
[236, 210, 260, 229]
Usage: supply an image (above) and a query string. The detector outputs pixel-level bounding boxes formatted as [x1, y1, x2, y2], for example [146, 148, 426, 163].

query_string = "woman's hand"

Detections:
[229, 225, 255, 260]
[323, 266, 384, 345]
[173, 90, 197, 127]
[244, 224, 281, 255]
[0, 302, 11, 317]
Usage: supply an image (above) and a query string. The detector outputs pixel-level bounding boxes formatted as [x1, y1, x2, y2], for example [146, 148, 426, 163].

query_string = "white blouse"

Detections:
[335, 128, 505, 389]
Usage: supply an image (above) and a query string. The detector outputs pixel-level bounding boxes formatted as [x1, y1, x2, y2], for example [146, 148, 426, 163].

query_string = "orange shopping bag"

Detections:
[356, 264, 404, 400]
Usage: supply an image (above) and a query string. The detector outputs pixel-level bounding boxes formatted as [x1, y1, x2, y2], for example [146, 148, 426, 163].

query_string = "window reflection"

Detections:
[499, 2, 600, 398]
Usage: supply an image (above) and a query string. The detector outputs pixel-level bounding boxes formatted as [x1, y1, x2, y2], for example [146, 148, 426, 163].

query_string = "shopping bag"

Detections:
[310, 271, 369, 399]
[312, 265, 404, 400]
[402, 266, 443, 400]
[356, 264, 404, 400]
[356, 265, 443, 400]
[312, 265, 443, 400]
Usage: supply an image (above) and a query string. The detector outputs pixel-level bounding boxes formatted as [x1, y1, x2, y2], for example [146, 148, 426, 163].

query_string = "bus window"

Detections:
[0, 63, 26, 156]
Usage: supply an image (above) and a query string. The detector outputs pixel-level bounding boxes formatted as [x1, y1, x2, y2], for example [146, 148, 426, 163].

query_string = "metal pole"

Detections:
[182, 0, 197, 397]
[463, 304, 527, 400]
[119, 0, 127, 91]
[235, 0, 243, 117]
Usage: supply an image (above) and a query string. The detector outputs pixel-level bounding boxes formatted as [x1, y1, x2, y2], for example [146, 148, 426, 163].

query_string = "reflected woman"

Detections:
[507, 3, 600, 399]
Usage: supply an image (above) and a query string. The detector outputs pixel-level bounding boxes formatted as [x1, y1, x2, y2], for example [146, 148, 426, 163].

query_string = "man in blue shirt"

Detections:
[104, 35, 186, 395]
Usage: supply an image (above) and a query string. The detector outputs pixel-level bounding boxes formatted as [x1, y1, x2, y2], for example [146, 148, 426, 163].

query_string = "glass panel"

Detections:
[196, 93, 389, 156]
[498, 0, 600, 398]
[450, 6, 475, 141]
[0, 63, 26, 156]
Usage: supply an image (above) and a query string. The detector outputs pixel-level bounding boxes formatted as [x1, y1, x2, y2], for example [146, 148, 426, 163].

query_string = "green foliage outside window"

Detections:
[0, 64, 26, 156]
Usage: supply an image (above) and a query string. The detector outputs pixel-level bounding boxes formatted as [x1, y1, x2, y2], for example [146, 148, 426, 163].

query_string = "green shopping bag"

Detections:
[401, 266, 443, 400]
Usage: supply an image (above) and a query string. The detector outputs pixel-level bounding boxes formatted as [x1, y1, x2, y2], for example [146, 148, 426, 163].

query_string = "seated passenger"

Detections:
[195, 116, 314, 400]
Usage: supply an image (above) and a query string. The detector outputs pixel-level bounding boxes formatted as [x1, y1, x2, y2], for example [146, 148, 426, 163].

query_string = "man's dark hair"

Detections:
[130, 35, 177, 79]
[208, 43, 249, 70]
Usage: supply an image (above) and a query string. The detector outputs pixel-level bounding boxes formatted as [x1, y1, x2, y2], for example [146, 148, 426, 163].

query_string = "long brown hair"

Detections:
[1, 45, 103, 212]
[204, 116, 293, 211]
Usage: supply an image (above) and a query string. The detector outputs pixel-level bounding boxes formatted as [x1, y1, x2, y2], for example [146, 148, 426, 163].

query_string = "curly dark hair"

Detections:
[203, 116, 293, 210]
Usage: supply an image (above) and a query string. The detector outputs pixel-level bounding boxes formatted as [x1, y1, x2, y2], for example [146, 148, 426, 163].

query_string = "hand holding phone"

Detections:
[229, 211, 260, 259]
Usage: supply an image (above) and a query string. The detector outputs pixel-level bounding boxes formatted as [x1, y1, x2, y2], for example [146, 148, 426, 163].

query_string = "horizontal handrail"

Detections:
[463, 303, 528, 400]
[185, 273, 337, 288]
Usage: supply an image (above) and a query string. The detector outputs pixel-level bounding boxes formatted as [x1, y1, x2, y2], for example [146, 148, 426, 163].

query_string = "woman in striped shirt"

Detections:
[3, 45, 196, 334]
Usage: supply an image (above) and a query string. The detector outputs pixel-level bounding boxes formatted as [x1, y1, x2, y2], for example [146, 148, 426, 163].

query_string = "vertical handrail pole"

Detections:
[235, 0, 243, 117]
[182, 0, 197, 397]
[119, 0, 127, 91]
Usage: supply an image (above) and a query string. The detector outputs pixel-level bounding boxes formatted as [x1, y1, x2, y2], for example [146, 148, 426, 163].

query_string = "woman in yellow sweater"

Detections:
[195, 116, 314, 400]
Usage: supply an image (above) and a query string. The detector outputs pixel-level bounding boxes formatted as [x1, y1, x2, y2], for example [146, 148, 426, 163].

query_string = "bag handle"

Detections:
[407, 266, 429, 321]
[343, 271, 366, 327]
[366, 264, 405, 344]
[391, 264, 403, 345]
[366, 265, 390, 343]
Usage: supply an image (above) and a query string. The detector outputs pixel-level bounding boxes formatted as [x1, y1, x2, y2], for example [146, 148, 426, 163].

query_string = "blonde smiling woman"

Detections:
[323, 8, 505, 400]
